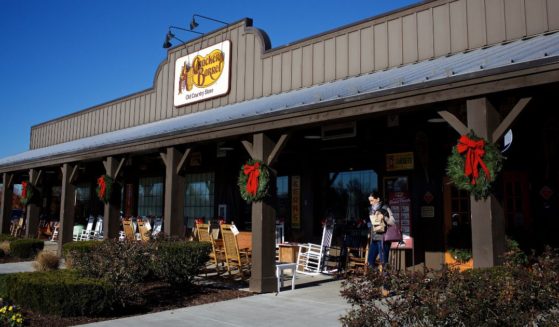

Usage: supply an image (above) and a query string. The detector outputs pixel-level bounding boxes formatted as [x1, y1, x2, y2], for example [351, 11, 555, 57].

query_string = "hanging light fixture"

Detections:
[189, 14, 228, 31]
[162, 25, 203, 49]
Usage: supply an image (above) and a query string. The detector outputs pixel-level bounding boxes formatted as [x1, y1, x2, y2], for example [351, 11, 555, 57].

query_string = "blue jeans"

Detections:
[368, 239, 391, 267]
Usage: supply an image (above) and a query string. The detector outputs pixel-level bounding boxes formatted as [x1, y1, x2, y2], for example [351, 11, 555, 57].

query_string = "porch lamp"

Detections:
[163, 26, 203, 49]
[189, 14, 228, 31]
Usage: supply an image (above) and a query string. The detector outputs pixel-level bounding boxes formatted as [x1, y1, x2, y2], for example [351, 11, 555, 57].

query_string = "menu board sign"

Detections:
[384, 176, 413, 249]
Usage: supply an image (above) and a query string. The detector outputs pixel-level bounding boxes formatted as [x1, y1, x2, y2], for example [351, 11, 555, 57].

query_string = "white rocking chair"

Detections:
[296, 222, 335, 275]
[78, 216, 96, 241]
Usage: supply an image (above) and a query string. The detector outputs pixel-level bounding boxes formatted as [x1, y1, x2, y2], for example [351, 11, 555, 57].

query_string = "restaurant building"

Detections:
[0, 0, 558, 293]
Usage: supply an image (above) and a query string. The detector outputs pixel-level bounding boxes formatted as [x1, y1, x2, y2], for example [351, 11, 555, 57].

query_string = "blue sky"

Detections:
[0, 0, 418, 159]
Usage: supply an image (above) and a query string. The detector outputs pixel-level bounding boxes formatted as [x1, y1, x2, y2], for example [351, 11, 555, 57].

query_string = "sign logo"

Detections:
[174, 40, 230, 107]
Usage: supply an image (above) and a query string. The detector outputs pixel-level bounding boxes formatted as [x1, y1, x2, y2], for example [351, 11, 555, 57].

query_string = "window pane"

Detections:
[138, 177, 164, 217]
[327, 170, 377, 222]
[184, 172, 215, 228]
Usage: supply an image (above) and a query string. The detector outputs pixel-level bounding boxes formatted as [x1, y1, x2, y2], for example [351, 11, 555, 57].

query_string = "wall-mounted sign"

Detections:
[173, 40, 231, 107]
[421, 206, 435, 218]
[386, 152, 414, 171]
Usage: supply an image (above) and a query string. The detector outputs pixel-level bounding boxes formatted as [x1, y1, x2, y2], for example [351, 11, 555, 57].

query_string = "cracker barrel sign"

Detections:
[173, 40, 231, 107]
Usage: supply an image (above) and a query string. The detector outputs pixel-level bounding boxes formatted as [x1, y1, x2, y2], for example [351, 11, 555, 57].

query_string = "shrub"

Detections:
[340, 248, 559, 327]
[70, 239, 152, 307]
[150, 240, 210, 289]
[62, 241, 101, 268]
[0, 270, 115, 316]
[0, 241, 9, 256]
[9, 239, 44, 259]
[32, 251, 60, 271]
[0, 234, 15, 242]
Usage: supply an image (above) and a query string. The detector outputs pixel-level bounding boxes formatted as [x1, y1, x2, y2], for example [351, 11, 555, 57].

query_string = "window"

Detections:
[184, 172, 215, 228]
[138, 177, 164, 217]
[327, 170, 378, 222]
[75, 183, 92, 222]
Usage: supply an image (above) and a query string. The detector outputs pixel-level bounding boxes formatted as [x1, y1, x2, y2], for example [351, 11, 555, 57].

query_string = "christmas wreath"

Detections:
[96, 175, 114, 204]
[446, 133, 504, 200]
[20, 181, 34, 205]
[238, 159, 270, 202]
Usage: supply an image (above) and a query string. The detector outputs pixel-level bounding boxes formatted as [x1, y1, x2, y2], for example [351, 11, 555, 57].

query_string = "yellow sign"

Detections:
[174, 40, 231, 107]
[386, 152, 414, 171]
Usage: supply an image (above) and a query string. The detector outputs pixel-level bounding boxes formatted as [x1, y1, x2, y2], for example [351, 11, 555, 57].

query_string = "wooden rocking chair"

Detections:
[220, 223, 251, 277]
[137, 219, 151, 242]
[122, 219, 136, 241]
[196, 221, 225, 274]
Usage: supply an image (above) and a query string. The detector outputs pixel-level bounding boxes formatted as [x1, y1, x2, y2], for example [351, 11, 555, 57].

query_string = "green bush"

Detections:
[0, 270, 115, 316]
[9, 239, 44, 259]
[340, 247, 559, 327]
[62, 240, 101, 258]
[62, 240, 101, 268]
[0, 234, 15, 242]
[71, 239, 152, 307]
[151, 241, 210, 289]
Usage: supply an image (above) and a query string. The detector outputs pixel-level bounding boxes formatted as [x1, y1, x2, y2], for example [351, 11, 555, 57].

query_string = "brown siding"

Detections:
[388, 18, 403, 67]
[31, 2, 557, 149]
[374, 22, 388, 70]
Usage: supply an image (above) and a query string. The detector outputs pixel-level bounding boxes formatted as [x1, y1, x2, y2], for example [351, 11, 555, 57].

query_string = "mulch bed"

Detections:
[22, 280, 254, 327]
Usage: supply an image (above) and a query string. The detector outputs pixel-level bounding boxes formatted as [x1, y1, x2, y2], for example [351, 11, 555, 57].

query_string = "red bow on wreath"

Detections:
[97, 176, 107, 199]
[456, 135, 491, 185]
[21, 181, 28, 200]
[243, 161, 260, 196]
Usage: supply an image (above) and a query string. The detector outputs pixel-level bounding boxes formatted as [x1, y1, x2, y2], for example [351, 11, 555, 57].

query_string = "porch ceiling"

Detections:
[2, 32, 559, 172]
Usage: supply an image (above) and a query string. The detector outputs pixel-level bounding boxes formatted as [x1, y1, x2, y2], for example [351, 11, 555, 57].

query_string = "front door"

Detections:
[502, 171, 532, 248]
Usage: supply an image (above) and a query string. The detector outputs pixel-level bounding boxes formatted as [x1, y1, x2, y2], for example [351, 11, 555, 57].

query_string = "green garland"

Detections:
[238, 159, 270, 202]
[446, 133, 504, 200]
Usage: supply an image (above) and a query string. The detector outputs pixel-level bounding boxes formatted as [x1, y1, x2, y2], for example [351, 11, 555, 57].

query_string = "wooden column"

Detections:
[58, 163, 77, 255]
[25, 169, 42, 238]
[243, 133, 289, 293]
[439, 97, 530, 268]
[466, 98, 506, 268]
[103, 157, 124, 240]
[161, 147, 188, 237]
[0, 173, 14, 234]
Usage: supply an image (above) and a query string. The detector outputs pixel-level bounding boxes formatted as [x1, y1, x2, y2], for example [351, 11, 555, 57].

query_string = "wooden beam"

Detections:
[242, 140, 254, 159]
[30, 169, 42, 185]
[68, 165, 79, 184]
[114, 157, 126, 178]
[492, 97, 531, 143]
[267, 134, 289, 165]
[7, 174, 13, 188]
[159, 152, 168, 166]
[438, 110, 469, 135]
[176, 148, 191, 175]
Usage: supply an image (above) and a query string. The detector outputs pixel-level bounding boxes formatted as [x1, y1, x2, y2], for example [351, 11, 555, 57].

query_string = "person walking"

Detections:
[366, 191, 395, 271]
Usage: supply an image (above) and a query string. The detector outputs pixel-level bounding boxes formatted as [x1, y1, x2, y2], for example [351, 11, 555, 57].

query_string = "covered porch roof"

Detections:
[1, 31, 559, 172]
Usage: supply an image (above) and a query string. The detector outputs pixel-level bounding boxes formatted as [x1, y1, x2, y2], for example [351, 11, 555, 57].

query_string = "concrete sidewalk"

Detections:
[0, 261, 35, 274]
[79, 276, 350, 327]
